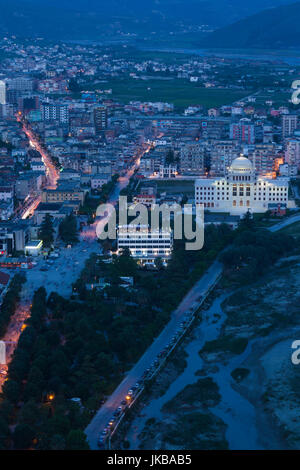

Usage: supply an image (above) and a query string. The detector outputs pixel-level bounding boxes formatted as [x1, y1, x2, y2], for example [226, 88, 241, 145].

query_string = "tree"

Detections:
[59, 213, 78, 244]
[38, 213, 54, 248]
[165, 149, 175, 165]
[68, 78, 80, 93]
[238, 210, 255, 231]
[154, 257, 164, 270]
[66, 430, 89, 450]
[19, 401, 40, 428]
[50, 434, 66, 450]
[29, 287, 47, 330]
[13, 423, 35, 449]
[112, 247, 137, 277]
[2, 379, 21, 405]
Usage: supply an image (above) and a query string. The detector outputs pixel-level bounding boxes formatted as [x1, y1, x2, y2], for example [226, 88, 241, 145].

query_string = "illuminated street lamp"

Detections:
[47, 392, 55, 402]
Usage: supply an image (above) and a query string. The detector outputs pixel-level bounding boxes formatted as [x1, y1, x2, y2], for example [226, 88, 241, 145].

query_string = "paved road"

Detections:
[16, 116, 60, 219]
[85, 260, 222, 449]
[85, 209, 300, 449]
[268, 213, 300, 232]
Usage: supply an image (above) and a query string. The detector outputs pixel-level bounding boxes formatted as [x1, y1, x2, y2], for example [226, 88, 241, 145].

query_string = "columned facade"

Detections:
[195, 155, 289, 215]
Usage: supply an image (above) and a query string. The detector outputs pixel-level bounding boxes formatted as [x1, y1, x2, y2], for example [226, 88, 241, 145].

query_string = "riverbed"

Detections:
[125, 291, 288, 450]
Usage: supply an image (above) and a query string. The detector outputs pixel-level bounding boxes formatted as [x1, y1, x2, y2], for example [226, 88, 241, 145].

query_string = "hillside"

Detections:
[199, 1, 300, 49]
[0, 0, 296, 40]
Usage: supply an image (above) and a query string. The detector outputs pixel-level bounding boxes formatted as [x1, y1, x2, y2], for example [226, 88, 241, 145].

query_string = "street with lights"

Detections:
[16, 115, 59, 219]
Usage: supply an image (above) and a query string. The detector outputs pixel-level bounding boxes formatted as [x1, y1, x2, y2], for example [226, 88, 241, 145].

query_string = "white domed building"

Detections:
[195, 155, 289, 215]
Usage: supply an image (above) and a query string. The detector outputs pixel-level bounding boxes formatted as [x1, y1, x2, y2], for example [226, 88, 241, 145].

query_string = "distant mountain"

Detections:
[21, 0, 296, 28]
[199, 1, 300, 49]
[0, 0, 296, 40]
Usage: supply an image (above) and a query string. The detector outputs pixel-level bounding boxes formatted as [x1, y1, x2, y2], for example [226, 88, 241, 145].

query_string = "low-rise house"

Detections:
[91, 174, 111, 190]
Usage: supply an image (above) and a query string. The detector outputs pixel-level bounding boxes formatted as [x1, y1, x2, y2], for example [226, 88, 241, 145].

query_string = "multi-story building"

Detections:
[8, 77, 34, 93]
[230, 120, 255, 144]
[195, 155, 289, 215]
[0, 222, 29, 255]
[15, 173, 44, 200]
[158, 164, 178, 178]
[31, 160, 45, 172]
[285, 138, 300, 169]
[279, 163, 298, 177]
[0, 200, 14, 221]
[180, 142, 207, 175]
[90, 174, 111, 190]
[210, 140, 240, 175]
[132, 194, 156, 207]
[0, 186, 13, 202]
[93, 106, 108, 134]
[41, 102, 69, 124]
[117, 225, 173, 265]
[0, 81, 7, 105]
[41, 187, 85, 204]
[246, 144, 277, 176]
[282, 114, 298, 138]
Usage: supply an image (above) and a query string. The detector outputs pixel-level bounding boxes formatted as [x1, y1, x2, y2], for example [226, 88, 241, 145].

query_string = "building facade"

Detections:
[117, 225, 173, 264]
[195, 155, 289, 215]
[282, 114, 298, 138]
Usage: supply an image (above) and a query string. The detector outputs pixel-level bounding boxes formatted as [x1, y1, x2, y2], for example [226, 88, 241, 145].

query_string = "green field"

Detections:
[145, 179, 195, 195]
[117, 47, 197, 64]
[254, 89, 292, 107]
[85, 78, 250, 110]
[279, 221, 300, 238]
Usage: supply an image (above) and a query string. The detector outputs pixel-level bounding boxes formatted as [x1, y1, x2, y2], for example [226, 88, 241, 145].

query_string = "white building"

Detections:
[282, 114, 298, 138]
[25, 240, 43, 256]
[195, 155, 289, 215]
[91, 174, 111, 190]
[41, 102, 69, 124]
[0, 200, 14, 221]
[158, 164, 178, 179]
[31, 161, 45, 172]
[0, 80, 6, 105]
[117, 225, 173, 265]
[285, 139, 300, 169]
[279, 163, 298, 177]
[0, 187, 13, 202]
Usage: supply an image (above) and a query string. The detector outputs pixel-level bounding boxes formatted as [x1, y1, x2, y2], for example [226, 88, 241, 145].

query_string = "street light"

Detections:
[47, 392, 55, 402]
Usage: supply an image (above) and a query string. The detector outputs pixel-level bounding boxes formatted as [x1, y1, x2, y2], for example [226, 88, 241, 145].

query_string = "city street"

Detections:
[0, 131, 151, 391]
[0, 302, 30, 390]
[16, 116, 59, 219]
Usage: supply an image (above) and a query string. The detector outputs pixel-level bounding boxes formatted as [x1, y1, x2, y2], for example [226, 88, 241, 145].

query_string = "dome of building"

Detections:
[230, 155, 253, 172]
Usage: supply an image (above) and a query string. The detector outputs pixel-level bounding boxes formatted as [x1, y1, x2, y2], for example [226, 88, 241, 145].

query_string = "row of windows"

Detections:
[231, 175, 252, 181]
[131, 250, 170, 254]
[197, 185, 287, 191]
[118, 237, 171, 241]
[119, 241, 171, 245]
[119, 244, 171, 250]
[197, 196, 286, 202]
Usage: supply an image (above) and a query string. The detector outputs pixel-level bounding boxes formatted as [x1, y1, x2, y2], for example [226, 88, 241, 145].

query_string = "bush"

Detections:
[201, 335, 248, 355]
